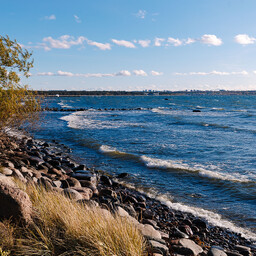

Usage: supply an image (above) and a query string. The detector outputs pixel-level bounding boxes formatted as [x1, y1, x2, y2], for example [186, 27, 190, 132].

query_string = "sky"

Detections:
[2, 0, 256, 91]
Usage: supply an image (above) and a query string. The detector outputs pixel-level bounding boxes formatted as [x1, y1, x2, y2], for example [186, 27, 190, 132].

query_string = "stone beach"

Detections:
[0, 130, 255, 256]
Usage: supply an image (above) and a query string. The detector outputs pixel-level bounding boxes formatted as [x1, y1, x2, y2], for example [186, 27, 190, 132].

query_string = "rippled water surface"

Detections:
[34, 95, 256, 240]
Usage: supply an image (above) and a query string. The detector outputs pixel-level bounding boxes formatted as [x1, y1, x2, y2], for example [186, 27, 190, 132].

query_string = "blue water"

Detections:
[34, 95, 256, 240]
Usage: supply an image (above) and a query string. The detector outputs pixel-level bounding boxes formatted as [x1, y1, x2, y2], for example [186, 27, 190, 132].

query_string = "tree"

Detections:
[0, 35, 40, 128]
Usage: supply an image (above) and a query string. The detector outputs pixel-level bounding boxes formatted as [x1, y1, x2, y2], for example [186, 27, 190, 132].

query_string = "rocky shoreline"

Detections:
[0, 130, 255, 256]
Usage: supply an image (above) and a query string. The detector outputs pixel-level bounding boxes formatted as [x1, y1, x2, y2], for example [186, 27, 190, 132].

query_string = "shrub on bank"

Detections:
[0, 182, 146, 256]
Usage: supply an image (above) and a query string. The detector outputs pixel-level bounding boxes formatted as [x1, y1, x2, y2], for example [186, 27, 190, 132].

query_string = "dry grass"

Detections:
[0, 183, 146, 256]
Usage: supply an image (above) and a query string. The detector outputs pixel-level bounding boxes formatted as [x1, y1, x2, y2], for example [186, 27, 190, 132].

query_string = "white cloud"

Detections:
[57, 71, 74, 77]
[167, 37, 183, 46]
[154, 38, 165, 47]
[185, 38, 196, 45]
[201, 34, 222, 46]
[116, 70, 132, 76]
[43, 35, 86, 49]
[74, 15, 81, 23]
[135, 10, 147, 19]
[44, 14, 56, 20]
[234, 34, 256, 45]
[111, 39, 136, 48]
[137, 40, 151, 47]
[174, 70, 249, 76]
[37, 72, 54, 76]
[151, 71, 163, 76]
[133, 70, 147, 76]
[86, 40, 111, 50]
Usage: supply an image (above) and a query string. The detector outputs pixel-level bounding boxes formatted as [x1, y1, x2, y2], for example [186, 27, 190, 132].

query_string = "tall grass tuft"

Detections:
[1, 183, 146, 256]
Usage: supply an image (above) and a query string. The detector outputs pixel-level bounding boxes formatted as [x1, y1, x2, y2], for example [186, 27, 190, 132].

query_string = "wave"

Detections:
[58, 101, 73, 109]
[96, 144, 254, 184]
[60, 111, 145, 130]
[211, 107, 225, 111]
[140, 155, 253, 183]
[98, 144, 140, 161]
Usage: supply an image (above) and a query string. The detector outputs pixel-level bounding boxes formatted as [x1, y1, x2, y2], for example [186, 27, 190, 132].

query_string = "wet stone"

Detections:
[100, 175, 112, 186]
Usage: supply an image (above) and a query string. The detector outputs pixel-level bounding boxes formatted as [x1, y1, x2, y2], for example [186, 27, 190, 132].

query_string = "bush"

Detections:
[0, 183, 146, 256]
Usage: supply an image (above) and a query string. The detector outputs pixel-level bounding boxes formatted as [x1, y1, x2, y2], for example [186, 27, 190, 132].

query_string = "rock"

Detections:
[234, 245, 251, 256]
[72, 187, 93, 200]
[38, 177, 54, 191]
[117, 172, 129, 179]
[48, 160, 61, 168]
[139, 224, 162, 240]
[100, 175, 112, 186]
[0, 180, 32, 224]
[99, 188, 117, 199]
[71, 173, 97, 184]
[179, 224, 193, 236]
[149, 240, 168, 256]
[0, 175, 17, 187]
[77, 199, 99, 208]
[116, 206, 130, 217]
[193, 219, 207, 229]
[225, 251, 243, 256]
[178, 238, 203, 255]
[53, 180, 62, 188]
[121, 204, 137, 218]
[143, 209, 154, 219]
[136, 195, 146, 202]
[208, 246, 228, 256]
[62, 188, 84, 201]
[174, 227, 189, 238]
[12, 169, 27, 183]
[123, 195, 138, 204]
[2, 161, 15, 169]
[73, 164, 87, 171]
[0, 167, 13, 176]
[28, 156, 44, 166]
[48, 168, 63, 176]
[143, 219, 158, 229]
[20, 167, 33, 178]
[64, 177, 81, 188]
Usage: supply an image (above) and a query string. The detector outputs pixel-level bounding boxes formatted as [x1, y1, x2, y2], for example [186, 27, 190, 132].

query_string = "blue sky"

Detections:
[2, 0, 256, 91]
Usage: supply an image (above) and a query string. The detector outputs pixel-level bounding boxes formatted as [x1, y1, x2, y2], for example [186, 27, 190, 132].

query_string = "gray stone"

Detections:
[0, 167, 13, 176]
[62, 188, 83, 200]
[12, 169, 27, 183]
[72, 173, 97, 184]
[234, 245, 251, 256]
[225, 251, 243, 256]
[139, 224, 162, 240]
[38, 177, 54, 191]
[0, 179, 32, 224]
[53, 180, 62, 188]
[179, 238, 203, 255]
[116, 206, 130, 217]
[77, 199, 99, 208]
[149, 240, 168, 256]
[174, 227, 189, 238]
[2, 161, 15, 169]
[0, 175, 16, 187]
[72, 187, 93, 200]
[208, 246, 227, 256]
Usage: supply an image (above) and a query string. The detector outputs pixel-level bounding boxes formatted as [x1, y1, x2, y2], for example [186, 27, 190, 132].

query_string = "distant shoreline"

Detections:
[37, 90, 256, 97]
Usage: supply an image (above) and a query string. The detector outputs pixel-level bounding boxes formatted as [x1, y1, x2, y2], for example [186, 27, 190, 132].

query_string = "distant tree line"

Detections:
[36, 90, 256, 96]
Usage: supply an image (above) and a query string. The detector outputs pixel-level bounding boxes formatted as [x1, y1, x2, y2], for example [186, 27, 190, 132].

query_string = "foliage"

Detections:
[0, 35, 40, 128]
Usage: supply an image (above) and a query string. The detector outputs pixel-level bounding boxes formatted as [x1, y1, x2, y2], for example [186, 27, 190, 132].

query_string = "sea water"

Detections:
[33, 95, 256, 241]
